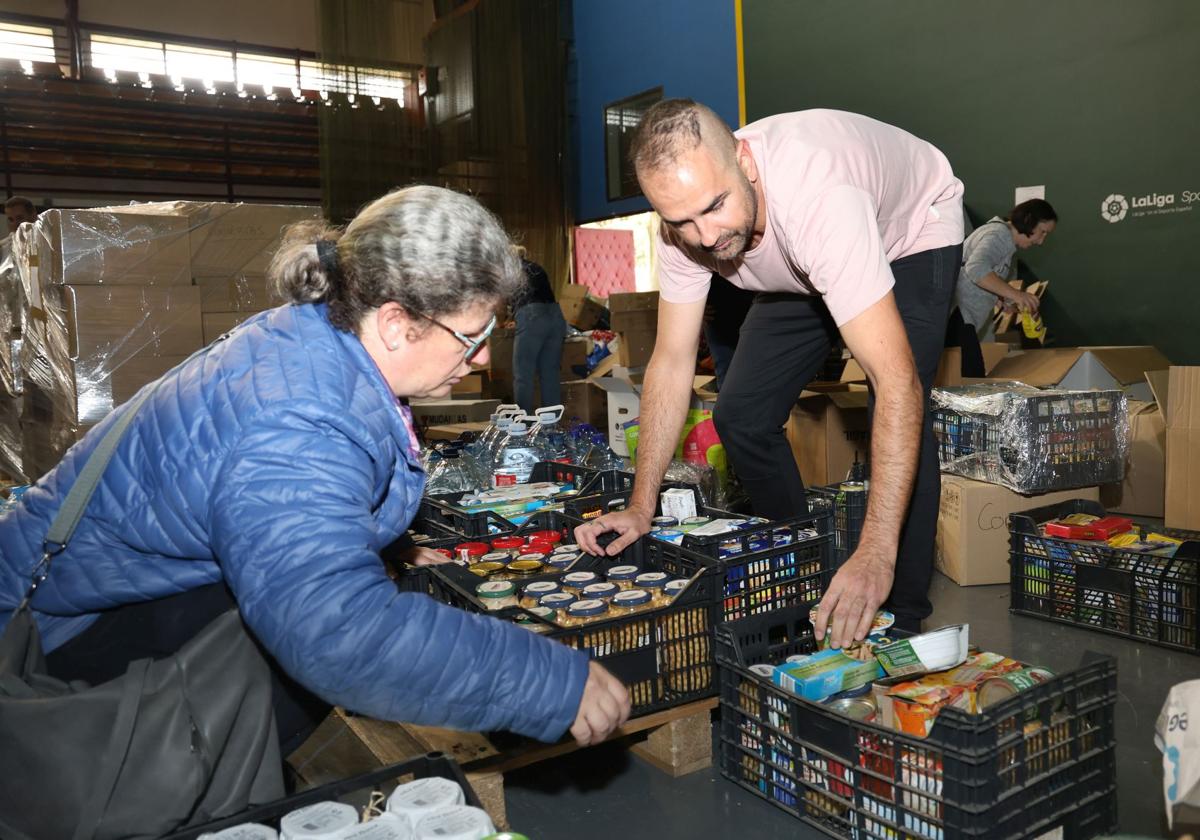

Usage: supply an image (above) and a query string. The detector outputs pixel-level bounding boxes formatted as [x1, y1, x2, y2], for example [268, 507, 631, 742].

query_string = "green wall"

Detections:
[743, 0, 1200, 363]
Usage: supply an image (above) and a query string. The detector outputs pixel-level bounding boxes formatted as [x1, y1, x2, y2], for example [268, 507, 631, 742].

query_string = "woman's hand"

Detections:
[400, 546, 453, 566]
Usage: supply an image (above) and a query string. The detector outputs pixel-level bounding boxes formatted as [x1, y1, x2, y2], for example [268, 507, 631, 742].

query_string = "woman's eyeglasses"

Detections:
[418, 312, 497, 361]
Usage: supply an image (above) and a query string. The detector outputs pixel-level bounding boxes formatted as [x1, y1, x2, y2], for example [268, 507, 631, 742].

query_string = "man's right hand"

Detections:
[1011, 289, 1041, 313]
[573, 507, 652, 556]
[570, 661, 632, 746]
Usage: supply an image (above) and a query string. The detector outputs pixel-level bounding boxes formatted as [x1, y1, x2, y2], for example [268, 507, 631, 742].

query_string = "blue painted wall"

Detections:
[569, 0, 739, 223]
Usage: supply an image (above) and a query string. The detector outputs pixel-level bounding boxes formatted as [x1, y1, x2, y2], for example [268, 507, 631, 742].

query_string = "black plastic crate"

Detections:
[808, 483, 868, 570]
[413, 461, 624, 538]
[1010, 498, 1200, 653]
[715, 604, 1118, 839]
[560, 484, 834, 622]
[932, 386, 1126, 493]
[429, 533, 723, 716]
[161, 752, 482, 839]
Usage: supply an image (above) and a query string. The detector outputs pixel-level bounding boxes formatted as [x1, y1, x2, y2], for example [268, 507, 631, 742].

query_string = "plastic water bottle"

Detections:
[425, 447, 477, 494]
[583, 432, 625, 471]
[532, 405, 570, 463]
[566, 422, 600, 465]
[491, 419, 543, 486]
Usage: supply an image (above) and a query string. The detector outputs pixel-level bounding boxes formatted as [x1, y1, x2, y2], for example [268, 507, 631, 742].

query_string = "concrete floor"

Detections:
[504, 572, 1193, 839]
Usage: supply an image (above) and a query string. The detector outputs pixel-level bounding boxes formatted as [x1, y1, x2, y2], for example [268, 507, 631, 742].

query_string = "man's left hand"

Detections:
[812, 542, 895, 649]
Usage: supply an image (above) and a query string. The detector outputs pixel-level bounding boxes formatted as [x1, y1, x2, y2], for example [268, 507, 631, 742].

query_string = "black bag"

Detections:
[0, 388, 285, 839]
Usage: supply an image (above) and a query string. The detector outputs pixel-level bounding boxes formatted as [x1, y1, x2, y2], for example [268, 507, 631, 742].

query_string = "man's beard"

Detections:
[705, 176, 757, 260]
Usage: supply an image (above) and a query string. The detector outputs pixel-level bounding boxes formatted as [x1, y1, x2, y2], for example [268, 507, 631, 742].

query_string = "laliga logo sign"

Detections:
[1101, 194, 1128, 223]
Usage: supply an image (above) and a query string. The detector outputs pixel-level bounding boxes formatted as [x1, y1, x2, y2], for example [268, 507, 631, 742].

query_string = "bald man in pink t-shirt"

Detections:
[576, 100, 965, 648]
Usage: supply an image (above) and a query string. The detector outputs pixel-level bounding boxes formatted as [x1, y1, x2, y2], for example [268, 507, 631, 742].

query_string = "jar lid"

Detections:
[468, 561, 505, 577]
[526, 530, 563, 544]
[552, 543, 581, 554]
[515, 552, 546, 563]
[506, 559, 544, 575]
[606, 564, 641, 580]
[582, 582, 619, 599]
[480, 551, 512, 563]
[613, 589, 652, 607]
[664, 578, 689, 595]
[563, 571, 598, 585]
[454, 542, 490, 555]
[568, 598, 609, 617]
[477, 580, 516, 599]
[634, 572, 669, 588]
[540, 592, 577, 608]
[522, 580, 560, 596]
[491, 536, 525, 550]
[548, 553, 579, 568]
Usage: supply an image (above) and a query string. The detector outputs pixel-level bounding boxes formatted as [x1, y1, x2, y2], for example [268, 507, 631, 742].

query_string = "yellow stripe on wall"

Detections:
[735, 0, 747, 126]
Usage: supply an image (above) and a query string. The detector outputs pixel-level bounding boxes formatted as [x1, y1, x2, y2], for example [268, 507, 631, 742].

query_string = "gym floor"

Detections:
[505, 572, 1187, 839]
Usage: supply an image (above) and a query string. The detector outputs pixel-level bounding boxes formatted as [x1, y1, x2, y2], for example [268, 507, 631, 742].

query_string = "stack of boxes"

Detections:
[7, 201, 319, 481]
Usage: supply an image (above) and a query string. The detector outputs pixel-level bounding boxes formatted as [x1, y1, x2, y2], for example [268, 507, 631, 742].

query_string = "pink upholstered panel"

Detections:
[574, 227, 635, 297]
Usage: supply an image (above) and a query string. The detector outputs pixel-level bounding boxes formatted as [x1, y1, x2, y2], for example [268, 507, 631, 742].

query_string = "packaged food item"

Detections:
[468, 561, 505, 579]
[519, 580, 560, 609]
[650, 515, 680, 530]
[611, 588, 653, 615]
[525, 530, 562, 546]
[279, 802, 358, 840]
[561, 571, 599, 594]
[772, 649, 884, 702]
[633, 572, 671, 603]
[564, 598, 609, 627]
[605, 564, 641, 588]
[874, 625, 969, 677]
[650, 528, 685, 545]
[1044, 514, 1133, 541]
[516, 606, 556, 632]
[581, 581, 620, 602]
[413, 805, 494, 840]
[539, 592, 576, 612]
[476, 580, 518, 610]
[663, 578, 690, 601]
[340, 815, 412, 840]
[490, 536, 525, 553]
[514, 551, 546, 564]
[826, 697, 876, 722]
[809, 606, 895, 651]
[547, 553, 579, 571]
[479, 550, 514, 566]
[552, 543, 581, 554]
[659, 487, 697, 521]
[454, 542, 489, 564]
[680, 515, 712, 529]
[884, 652, 1025, 735]
[504, 559, 544, 578]
[977, 666, 1055, 711]
[387, 777, 466, 823]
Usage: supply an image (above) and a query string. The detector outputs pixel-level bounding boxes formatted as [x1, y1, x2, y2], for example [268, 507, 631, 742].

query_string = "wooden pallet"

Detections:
[287, 697, 717, 829]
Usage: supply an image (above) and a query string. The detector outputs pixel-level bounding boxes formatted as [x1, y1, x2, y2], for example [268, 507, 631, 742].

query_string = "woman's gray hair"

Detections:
[268, 185, 525, 332]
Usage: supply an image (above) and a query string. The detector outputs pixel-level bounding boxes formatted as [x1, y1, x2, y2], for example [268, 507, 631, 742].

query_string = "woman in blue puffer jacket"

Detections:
[0, 185, 630, 753]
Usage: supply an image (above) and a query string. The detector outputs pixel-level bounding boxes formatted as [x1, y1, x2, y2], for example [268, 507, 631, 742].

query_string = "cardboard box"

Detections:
[32, 209, 193, 286]
[608, 290, 658, 332]
[202, 311, 254, 344]
[591, 368, 643, 456]
[451, 374, 483, 399]
[842, 343, 1008, 387]
[561, 378, 607, 429]
[423, 421, 490, 442]
[614, 328, 657, 368]
[1163, 367, 1200, 530]
[987, 346, 1170, 402]
[786, 385, 871, 486]
[561, 337, 589, 379]
[59, 285, 204, 361]
[936, 475, 1100, 586]
[486, 326, 515, 383]
[1100, 395, 1165, 517]
[559, 284, 606, 330]
[195, 272, 280, 314]
[482, 369, 514, 403]
[409, 398, 501, 429]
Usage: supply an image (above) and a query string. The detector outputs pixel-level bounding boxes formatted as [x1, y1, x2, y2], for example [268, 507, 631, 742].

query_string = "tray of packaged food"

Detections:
[1010, 498, 1200, 654]
[715, 603, 1118, 840]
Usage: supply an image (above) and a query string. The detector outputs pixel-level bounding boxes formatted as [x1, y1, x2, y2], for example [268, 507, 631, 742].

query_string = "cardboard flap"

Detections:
[1126, 399, 1156, 418]
[828, 386, 870, 410]
[987, 348, 1084, 386]
[1147, 369, 1170, 412]
[841, 358, 867, 382]
[692, 375, 719, 401]
[1085, 346, 1172, 385]
[587, 355, 619, 380]
[1167, 367, 1200, 429]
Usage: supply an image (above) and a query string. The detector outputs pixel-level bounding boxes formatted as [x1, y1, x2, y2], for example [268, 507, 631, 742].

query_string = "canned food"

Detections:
[468, 561, 506, 578]
[605, 564, 641, 588]
[506, 559, 545, 578]
[650, 516, 679, 529]
[651, 529, 685, 545]
[525, 530, 562, 546]
[581, 581, 620, 601]
[476, 580, 517, 610]
[749, 663, 776, 679]
[681, 515, 711, 527]
[978, 667, 1055, 710]
[826, 697, 876, 722]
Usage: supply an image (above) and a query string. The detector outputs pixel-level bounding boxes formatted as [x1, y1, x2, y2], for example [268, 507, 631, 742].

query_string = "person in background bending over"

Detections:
[946, 198, 1056, 376]
[512, 251, 567, 413]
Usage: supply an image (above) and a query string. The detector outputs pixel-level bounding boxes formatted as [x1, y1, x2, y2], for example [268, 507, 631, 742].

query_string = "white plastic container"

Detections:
[340, 814, 413, 840]
[279, 801, 358, 840]
[198, 824, 278, 840]
[386, 777, 465, 824]
[874, 624, 970, 678]
[413, 806, 495, 840]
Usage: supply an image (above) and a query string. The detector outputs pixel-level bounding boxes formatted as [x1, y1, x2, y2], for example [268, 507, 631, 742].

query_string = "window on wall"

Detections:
[164, 43, 234, 84]
[90, 33, 166, 75]
[0, 21, 55, 64]
[237, 52, 300, 92]
[605, 87, 662, 201]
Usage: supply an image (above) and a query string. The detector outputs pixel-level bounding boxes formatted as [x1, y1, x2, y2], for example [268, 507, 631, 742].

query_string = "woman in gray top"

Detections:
[946, 198, 1057, 375]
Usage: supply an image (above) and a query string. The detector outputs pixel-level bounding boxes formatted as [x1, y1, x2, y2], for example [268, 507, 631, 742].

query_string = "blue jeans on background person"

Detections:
[514, 301, 567, 413]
